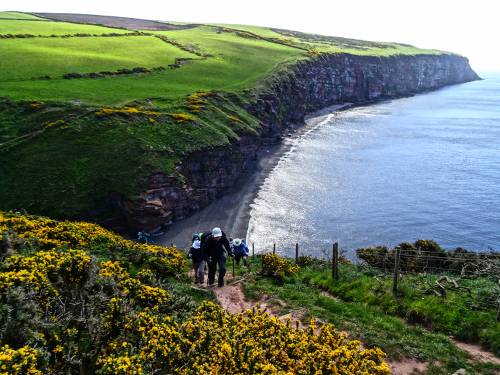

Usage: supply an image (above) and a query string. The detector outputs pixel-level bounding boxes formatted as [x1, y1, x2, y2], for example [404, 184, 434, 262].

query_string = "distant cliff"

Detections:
[118, 53, 479, 232]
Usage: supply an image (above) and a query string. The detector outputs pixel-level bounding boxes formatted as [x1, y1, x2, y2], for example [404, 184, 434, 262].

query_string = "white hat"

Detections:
[212, 227, 222, 238]
[192, 240, 201, 249]
[233, 238, 242, 246]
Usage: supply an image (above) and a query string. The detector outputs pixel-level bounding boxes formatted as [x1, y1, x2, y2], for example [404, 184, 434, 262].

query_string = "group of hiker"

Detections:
[187, 227, 249, 287]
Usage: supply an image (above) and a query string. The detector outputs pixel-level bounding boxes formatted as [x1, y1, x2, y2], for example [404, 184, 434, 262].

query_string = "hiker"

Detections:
[232, 238, 249, 267]
[137, 231, 151, 244]
[188, 234, 204, 284]
[202, 227, 233, 287]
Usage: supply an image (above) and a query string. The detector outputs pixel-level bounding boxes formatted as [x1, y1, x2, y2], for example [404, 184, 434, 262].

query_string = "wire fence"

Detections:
[242, 241, 500, 319]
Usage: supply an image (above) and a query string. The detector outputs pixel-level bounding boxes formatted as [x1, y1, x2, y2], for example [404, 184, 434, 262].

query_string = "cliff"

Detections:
[118, 53, 479, 233]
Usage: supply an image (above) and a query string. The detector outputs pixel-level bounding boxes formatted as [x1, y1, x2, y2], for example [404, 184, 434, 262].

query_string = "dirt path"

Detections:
[212, 281, 500, 374]
[388, 360, 428, 375]
[453, 340, 500, 365]
[215, 283, 430, 373]
[213, 281, 306, 328]
[213, 283, 258, 314]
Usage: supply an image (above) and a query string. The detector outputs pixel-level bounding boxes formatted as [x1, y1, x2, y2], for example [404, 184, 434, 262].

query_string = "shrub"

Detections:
[357, 239, 497, 274]
[42, 119, 66, 130]
[29, 101, 44, 110]
[0, 345, 44, 374]
[95, 107, 160, 117]
[186, 91, 211, 112]
[226, 114, 242, 123]
[168, 112, 195, 123]
[261, 253, 299, 279]
[306, 48, 321, 57]
[176, 302, 390, 374]
[0, 211, 390, 374]
[62, 72, 83, 79]
[0, 211, 186, 277]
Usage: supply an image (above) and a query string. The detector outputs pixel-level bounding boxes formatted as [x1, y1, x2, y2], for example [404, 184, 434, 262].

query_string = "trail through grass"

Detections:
[239, 257, 500, 375]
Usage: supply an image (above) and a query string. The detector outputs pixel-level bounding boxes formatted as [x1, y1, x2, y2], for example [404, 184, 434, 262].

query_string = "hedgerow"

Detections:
[357, 239, 499, 273]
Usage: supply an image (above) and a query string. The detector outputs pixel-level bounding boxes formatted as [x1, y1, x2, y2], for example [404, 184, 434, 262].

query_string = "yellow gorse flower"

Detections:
[262, 253, 300, 278]
[0, 345, 42, 375]
[0, 211, 390, 374]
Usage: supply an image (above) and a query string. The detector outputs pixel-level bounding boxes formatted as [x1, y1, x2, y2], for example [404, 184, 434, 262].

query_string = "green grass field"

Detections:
[0, 18, 131, 35]
[0, 26, 304, 104]
[0, 20, 446, 105]
[0, 36, 195, 81]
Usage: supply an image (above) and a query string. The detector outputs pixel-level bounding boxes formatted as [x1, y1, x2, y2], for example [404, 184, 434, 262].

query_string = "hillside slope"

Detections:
[0, 12, 479, 232]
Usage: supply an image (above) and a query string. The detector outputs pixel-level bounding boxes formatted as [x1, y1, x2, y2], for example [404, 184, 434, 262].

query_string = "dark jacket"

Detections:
[201, 232, 232, 260]
[188, 245, 203, 263]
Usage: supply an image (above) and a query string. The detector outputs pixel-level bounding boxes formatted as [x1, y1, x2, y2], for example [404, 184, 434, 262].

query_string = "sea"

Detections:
[247, 72, 500, 258]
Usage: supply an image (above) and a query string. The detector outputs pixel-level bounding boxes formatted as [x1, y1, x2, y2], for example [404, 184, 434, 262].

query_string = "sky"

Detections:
[2, 0, 499, 71]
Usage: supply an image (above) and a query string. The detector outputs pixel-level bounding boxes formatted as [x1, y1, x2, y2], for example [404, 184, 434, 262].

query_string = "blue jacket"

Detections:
[232, 243, 249, 256]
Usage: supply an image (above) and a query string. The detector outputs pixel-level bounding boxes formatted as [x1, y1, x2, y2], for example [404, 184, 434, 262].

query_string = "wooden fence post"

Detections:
[273, 243, 276, 254]
[232, 255, 235, 278]
[393, 248, 401, 294]
[295, 243, 299, 263]
[332, 242, 339, 280]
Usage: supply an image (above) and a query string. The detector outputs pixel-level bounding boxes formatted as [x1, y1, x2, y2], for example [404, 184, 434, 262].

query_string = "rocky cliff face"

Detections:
[118, 53, 479, 233]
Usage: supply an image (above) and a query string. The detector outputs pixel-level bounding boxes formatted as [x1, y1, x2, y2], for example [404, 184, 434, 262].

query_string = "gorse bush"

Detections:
[95, 107, 160, 117]
[96, 301, 389, 374]
[187, 90, 211, 112]
[261, 253, 300, 279]
[168, 112, 195, 123]
[0, 211, 186, 278]
[0, 345, 43, 374]
[0, 211, 390, 373]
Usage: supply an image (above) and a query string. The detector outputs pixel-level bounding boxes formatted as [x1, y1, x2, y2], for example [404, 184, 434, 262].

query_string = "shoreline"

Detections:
[156, 82, 483, 250]
[157, 103, 352, 249]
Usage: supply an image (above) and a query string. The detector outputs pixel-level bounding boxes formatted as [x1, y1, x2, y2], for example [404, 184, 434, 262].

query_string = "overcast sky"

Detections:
[3, 0, 498, 71]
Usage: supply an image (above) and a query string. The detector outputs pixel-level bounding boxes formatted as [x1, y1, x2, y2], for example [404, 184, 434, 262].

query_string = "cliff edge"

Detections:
[120, 53, 479, 233]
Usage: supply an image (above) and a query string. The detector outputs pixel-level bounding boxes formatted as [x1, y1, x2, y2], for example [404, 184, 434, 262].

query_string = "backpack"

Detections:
[199, 231, 211, 247]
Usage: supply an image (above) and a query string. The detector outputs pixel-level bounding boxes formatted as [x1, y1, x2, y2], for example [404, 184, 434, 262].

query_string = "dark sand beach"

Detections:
[158, 104, 350, 249]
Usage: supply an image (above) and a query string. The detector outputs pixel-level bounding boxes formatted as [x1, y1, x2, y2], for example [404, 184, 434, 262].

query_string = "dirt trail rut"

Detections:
[212, 281, 500, 374]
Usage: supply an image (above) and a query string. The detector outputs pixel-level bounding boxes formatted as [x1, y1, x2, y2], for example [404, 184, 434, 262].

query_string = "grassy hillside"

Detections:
[240, 255, 500, 375]
[0, 14, 444, 105]
[0, 12, 454, 223]
[0, 211, 390, 374]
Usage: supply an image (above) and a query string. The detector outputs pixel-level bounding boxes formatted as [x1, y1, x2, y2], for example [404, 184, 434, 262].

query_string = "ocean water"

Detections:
[247, 73, 500, 258]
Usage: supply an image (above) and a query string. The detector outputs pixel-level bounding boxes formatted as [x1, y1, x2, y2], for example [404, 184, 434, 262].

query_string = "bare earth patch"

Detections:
[388, 359, 429, 374]
[213, 283, 256, 314]
[213, 282, 307, 329]
[454, 340, 500, 365]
